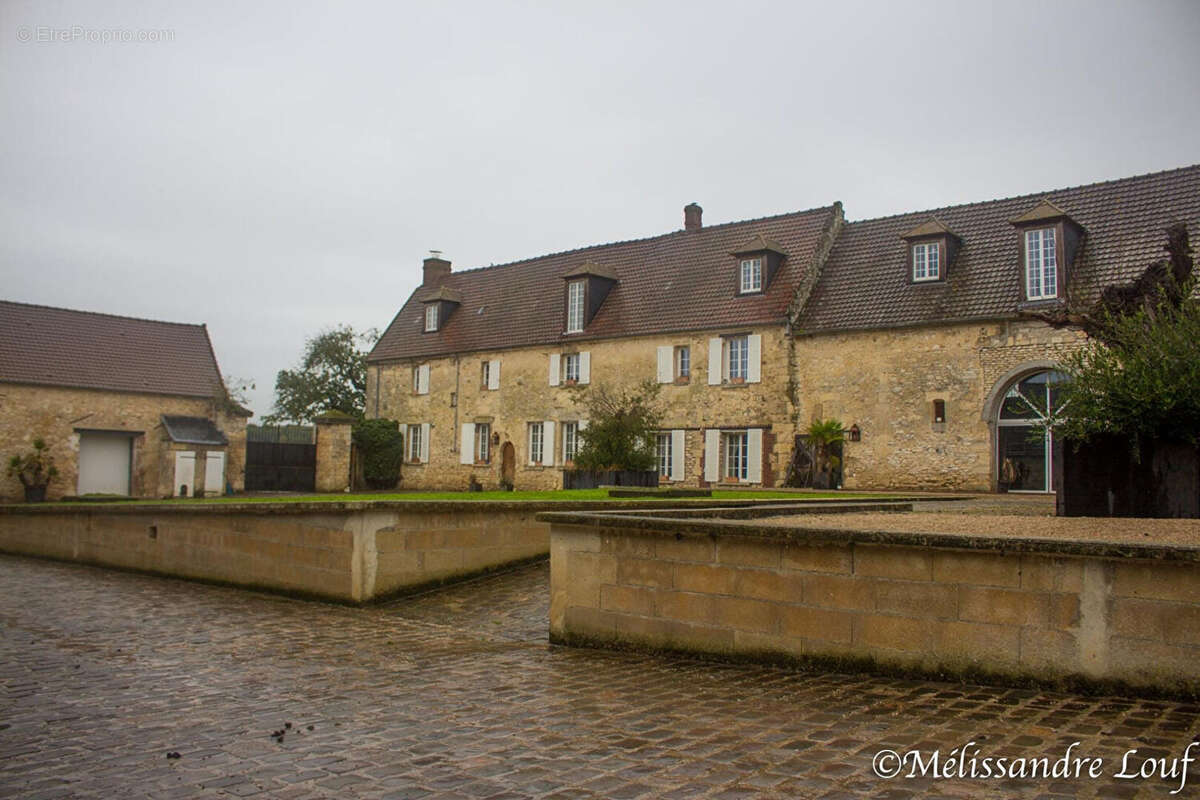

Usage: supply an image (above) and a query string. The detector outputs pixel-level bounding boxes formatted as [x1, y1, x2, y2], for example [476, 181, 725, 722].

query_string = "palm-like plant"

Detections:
[806, 418, 845, 489]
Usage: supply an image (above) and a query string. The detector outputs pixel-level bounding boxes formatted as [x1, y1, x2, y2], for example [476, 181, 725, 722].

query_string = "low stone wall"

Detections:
[543, 510, 1200, 695]
[0, 498, 827, 604]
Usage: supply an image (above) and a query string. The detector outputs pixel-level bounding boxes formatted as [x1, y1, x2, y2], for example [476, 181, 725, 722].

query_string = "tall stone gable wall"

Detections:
[367, 326, 795, 490]
[0, 383, 247, 501]
[792, 319, 1087, 491]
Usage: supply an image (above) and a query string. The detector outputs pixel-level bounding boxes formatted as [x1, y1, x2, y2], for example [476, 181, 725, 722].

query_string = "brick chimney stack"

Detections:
[684, 203, 703, 231]
[422, 250, 451, 286]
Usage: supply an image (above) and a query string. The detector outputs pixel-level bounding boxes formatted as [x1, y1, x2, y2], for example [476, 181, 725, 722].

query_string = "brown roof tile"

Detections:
[369, 205, 840, 363]
[800, 165, 1200, 333]
[0, 301, 225, 398]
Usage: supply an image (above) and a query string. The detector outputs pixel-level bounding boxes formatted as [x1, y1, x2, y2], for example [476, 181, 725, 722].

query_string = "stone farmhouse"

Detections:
[367, 165, 1199, 493]
[0, 302, 250, 500]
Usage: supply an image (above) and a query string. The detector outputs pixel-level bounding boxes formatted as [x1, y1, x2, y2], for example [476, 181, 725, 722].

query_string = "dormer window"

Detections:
[566, 280, 584, 333]
[912, 242, 940, 281]
[900, 218, 959, 285]
[739, 258, 763, 293]
[1024, 228, 1058, 299]
[1010, 199, 1084, 304]
[424, 304, 439, 332]
[731, 235, 787, 296]
[418, 286, 461, 333]
[562, 262, 617, 334]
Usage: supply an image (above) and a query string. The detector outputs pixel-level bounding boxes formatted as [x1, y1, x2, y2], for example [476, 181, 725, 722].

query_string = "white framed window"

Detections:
[408, 424, 424, 463]
[562, 422, 579, 463]
[740, 258, 762, 293]
[563, 353, 580, 383]
[656, 432, 672, 478]
[1025, 228, 1058, 299]
[723, 431, 748, 480]
[566, 280, 585, 333]
[528, 422, 544, 464]
[912, 242, 940, 281]
[675, 346, 690, 379]
[725, 336, 748, 381]
[424, 304, 438, 332]
[474, 423, 491, 463]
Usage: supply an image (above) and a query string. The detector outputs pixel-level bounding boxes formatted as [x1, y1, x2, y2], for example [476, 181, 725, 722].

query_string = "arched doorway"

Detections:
[995, 370, 1066, 493]
[500, 441, 516, 489]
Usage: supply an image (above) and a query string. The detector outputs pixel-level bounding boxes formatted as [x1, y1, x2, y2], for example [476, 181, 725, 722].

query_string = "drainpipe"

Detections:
[453, 356, 461, 454]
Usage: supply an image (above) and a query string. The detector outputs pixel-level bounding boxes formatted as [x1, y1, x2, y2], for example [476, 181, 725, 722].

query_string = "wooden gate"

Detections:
[245, 425, 316, 492]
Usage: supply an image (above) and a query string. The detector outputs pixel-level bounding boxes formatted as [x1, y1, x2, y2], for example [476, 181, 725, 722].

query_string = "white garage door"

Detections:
[77, 432, 133, 495]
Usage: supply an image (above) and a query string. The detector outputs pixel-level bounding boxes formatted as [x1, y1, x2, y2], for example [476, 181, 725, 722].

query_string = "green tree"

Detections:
[265, 326, 378, 424]
[573, 381, 663, 471]
[806, 418, 845, 489]
[351, 418, 405, 489]
[1038, 225, 1199, 453]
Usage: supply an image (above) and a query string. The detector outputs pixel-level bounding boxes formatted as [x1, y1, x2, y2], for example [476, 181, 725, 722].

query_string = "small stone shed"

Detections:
[0, 300, 250, 500]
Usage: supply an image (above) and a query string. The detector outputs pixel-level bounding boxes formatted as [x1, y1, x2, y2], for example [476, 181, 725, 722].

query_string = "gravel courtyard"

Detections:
[1, 552, 1196, 799]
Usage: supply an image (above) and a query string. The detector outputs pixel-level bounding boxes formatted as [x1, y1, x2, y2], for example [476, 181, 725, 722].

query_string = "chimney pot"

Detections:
[684, 203, 703, 231]
[422, 251, 451, 286]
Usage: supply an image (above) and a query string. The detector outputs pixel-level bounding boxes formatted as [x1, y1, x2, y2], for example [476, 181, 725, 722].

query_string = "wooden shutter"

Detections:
[418, 364, 430, 395]
[420, 423, 431, 463]
[707, 338, 723, 385]
[460, 423, 475, 464]
[656, 346, 673, 383]
[579, 352, 591, 384]
[704, 430, 719, 482]
[747, 428, 763, 483]
[488, 359, 501, 390]
[747, 335, 762, 383]
[542, 421, 556, 466]
[548, 354, 560, 386]
[670, 429, 685, 482]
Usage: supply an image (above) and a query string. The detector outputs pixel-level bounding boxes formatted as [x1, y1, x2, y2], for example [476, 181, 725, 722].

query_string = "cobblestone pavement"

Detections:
[1, 555, 1197, 799]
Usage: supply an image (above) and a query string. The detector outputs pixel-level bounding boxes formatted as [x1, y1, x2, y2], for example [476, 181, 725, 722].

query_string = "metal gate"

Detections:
[245, 425, 316, 492]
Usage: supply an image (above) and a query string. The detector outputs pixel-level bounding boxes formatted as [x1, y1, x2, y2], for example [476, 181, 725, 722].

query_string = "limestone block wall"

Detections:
[367, 326, 795, 491]
[0, 383, 247, 501]
[548, 521, 1200, 694]
[792, 320, 1087, 491]
[0, 501, 554, 603]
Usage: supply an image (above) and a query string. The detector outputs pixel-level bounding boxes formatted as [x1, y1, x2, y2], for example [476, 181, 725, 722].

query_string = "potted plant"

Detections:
[7, 438, 58, 502]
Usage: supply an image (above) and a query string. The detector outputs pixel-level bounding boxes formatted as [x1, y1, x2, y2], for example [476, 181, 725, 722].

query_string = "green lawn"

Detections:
[55, 489, 891, 506]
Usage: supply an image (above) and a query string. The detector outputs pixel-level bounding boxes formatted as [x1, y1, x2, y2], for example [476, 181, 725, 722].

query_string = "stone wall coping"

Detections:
[0, 497, 899, 517]
[538, 507, 1200, 562]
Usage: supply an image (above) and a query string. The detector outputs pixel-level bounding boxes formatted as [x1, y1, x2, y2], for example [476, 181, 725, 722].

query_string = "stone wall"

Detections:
[0, 383, 247, 501]
[548, 518, 1200, 694]
[367, 326, 795, 491]
[314, 416, 354, 492]
[792, 320, 1087, 491]
[0, 501, 556, 603]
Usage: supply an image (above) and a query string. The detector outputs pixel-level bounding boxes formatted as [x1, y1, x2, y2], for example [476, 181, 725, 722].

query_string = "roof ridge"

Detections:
[441, 203, 838, 279]
[0, 298, 208, 329]
[843, 163, 1200, 226]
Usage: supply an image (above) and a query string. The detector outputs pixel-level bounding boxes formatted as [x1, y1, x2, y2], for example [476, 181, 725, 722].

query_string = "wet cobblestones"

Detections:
[1, 554, 1197, 798]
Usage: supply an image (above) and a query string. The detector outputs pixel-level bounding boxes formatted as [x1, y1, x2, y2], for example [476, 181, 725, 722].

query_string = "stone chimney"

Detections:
[422, 250, 451, 286]
[684, 203, 703, 231]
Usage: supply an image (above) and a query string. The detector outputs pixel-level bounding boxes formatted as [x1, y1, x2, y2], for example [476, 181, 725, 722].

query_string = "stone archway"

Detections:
[984, 364, 1068, 493]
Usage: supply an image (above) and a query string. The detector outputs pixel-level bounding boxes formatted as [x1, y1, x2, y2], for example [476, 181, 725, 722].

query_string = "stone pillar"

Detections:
[314, 413, 354, 493]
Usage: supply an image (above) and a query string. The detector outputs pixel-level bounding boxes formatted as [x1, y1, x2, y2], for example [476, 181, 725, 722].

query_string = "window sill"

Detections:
[562, 379, 579, 387]
[722, 380, 749, 388]
[472, 461, 491, 467]
[673, 377, 690, 385]
[406, 461, 425, 467]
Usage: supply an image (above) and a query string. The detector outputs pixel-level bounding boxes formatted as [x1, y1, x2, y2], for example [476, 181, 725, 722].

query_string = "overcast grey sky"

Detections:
[2, 1, 1198, 419]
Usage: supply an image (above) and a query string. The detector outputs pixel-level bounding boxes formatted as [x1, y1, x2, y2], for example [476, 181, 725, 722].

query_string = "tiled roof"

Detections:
[799, 165, 1200, 333]
[161, 415, 229, 446]
[0, 301, 225, 398]
[369, 205, 840, 363]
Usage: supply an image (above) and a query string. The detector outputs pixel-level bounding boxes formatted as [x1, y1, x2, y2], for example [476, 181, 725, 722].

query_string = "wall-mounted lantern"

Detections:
[847, 424, 861, 442]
